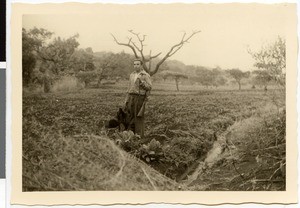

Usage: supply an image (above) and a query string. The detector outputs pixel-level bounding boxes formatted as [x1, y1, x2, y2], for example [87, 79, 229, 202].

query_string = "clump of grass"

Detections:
[220, 108, 286, 191]
[163, 136, 213, 179]
[22, 86, 43, 94]
[22, 123, 180, 191]
[211, 116, 234, 131]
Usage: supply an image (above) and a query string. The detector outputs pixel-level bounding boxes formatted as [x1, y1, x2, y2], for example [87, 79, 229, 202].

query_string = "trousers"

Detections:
[125, 94, 145, 139]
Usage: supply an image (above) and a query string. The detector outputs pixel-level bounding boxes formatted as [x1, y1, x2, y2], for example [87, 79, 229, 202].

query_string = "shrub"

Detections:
[113, 131, 142, 154]
[165, 137, 210, 167]
[76, 71, 99, 87]
[139, 139, 164, 163]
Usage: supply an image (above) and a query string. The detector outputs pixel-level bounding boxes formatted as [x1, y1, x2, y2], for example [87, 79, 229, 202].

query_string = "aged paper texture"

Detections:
[10, 2, 298, 205]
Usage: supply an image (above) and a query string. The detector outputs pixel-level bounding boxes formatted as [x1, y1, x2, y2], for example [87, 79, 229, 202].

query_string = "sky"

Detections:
[22, 3, 290, 71]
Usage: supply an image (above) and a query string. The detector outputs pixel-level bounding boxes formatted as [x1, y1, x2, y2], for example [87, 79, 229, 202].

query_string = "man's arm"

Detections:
[139, 73, 152, 91]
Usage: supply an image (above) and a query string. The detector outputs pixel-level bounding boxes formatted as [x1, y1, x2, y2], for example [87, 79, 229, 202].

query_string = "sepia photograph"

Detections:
[10, 2, 298, 205]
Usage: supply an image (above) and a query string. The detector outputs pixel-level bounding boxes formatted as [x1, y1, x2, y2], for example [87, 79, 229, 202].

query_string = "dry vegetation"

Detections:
[23, 82, 285, 191]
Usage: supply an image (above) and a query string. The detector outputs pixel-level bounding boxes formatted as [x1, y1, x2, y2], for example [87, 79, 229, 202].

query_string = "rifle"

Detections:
[137, 80, 148, 117]
[137, 51, 152, 117]
[137, 95, 148, 117]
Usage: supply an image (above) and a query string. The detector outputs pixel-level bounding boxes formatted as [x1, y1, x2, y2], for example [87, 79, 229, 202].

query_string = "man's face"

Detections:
[133, 61, 142, 71]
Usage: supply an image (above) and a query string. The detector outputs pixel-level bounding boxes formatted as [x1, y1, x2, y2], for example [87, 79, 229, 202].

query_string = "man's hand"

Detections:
[139, 80, 146, 88]
[138, 78, 148, 90]
[124, 100, 128, 109]
[137, 74, 152, 91]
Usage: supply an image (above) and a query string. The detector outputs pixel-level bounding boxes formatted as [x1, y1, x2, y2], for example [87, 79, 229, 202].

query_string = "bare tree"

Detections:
[111, 30, 200, 76]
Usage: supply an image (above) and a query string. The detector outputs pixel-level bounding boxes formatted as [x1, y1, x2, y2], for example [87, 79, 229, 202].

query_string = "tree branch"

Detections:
[111, 30, 200, 76]
[128, 30, 147, 66]
[148, 50, 152, 70]
[143, 52, 162, 62]
[151, 52, 162, 59]
[131, 41, 141, 52]
[111, 33, 139, 58]
[151, 30, 201, 76]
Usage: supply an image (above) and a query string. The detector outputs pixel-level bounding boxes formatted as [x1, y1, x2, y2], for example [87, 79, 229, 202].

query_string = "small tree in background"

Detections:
[249, 37, 286, 112]
[22, 27, 80, 92]
[227, 69, 250, 90]
[22, 28, 53, 87]
[69, 47, 95, 74]
[214, 76, 227, 88]
[76, 70, 99, 88]
[252, 69, 273, 91]
[248, 36, 286, 88]
[40, 34, 80, 75]
[93, 52, 134, 86]
[160, 71, 188, 91]
[194, 67, 214, 88]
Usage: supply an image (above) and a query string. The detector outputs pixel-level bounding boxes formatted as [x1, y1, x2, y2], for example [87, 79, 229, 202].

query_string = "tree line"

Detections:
[23, 27, 285, 92]
[23, 27, 136, 92]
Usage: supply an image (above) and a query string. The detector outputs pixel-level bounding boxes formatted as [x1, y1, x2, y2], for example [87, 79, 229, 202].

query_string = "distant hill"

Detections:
[93, 51, 114, 58]
[93, 51, 216, 77]
[165, 59, 187, 71]
[165, 59, 212, 77]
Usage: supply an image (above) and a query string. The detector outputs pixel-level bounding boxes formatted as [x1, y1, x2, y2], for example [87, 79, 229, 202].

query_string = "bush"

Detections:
[113, 131, 142, 153]
[76, 71, 99, 87]
[165, 137, 211, 167]
[139, 139, 164, 163]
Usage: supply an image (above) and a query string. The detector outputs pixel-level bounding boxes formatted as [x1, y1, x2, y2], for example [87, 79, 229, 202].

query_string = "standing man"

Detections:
[124, 59, 152, 139]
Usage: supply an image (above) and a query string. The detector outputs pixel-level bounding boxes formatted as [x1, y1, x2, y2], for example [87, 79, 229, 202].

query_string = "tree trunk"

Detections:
[97, 73, 104, 87]
[175, 79, 179, 91]
[43, 76, 51, 93]
[238, 82, 241, 90]
[84, 80, 89, 88]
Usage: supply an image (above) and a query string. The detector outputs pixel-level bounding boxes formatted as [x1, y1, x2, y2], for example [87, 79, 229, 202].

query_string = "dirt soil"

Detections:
[23, 85, 285, 191]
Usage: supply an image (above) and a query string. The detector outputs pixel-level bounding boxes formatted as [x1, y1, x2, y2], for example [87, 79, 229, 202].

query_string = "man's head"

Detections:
[133, 59, 143, 72]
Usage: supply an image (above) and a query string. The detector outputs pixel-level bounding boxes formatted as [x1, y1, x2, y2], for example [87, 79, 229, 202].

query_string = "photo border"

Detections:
[10, 2, 298, 205]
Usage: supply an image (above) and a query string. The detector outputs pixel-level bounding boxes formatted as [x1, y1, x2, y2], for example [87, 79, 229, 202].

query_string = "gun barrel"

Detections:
[137, 101, 146, 117]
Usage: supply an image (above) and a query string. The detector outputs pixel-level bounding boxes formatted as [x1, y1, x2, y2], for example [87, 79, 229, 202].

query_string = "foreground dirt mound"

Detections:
[23, 135, 180, 191]
[186, 107, 286, 191]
